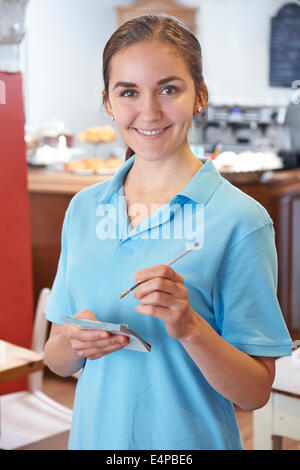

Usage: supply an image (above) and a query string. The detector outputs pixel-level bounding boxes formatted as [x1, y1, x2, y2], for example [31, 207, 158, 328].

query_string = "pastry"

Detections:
[83, 157, 106, 170]
[64, 155, 122, 173]
[64, 159, 87, 171]
[78, 125, 116, 143]
[105, 156, 122, 168]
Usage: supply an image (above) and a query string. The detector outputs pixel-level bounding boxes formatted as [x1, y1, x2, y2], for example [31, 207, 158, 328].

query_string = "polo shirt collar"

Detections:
[94, 155, 222, 206]
[94, 156, 135, 204]
[175, 157, 222, 205]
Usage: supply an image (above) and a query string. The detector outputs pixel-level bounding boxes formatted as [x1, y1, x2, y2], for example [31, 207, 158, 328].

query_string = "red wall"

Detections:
[0, 72, 34, 394]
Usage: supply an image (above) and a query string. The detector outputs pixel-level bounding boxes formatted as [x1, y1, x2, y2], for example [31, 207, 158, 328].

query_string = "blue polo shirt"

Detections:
[46, 156, 292, 450]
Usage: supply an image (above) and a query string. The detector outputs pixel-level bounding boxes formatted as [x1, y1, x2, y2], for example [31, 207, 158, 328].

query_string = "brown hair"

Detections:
[102, 14, 207, 160]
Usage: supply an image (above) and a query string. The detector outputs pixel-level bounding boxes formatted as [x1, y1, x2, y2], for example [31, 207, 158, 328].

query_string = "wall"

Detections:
[0, 71, 34, 394]
[23, 0, 132, 141]
[23, 0, 299, 139]
[186, 0, 300, 106]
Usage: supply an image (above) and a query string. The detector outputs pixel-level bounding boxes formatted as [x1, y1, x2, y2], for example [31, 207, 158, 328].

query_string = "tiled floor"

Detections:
[42, 368, 300, 450]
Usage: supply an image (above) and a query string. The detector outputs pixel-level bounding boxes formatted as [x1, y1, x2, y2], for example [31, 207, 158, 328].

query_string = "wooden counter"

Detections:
[27, 167, 110, 194]
[27, 166, 300, 339]
[27, 165, 300, 197]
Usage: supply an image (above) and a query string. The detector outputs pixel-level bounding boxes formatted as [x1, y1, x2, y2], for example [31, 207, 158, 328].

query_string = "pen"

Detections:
[118, 241, 199, 299]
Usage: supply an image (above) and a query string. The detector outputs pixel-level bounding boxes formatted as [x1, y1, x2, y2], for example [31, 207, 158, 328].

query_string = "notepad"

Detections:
[61, 315, 151, 353]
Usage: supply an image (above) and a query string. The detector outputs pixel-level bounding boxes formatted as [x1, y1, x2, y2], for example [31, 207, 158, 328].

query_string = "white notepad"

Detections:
[61, 315, 151, 353]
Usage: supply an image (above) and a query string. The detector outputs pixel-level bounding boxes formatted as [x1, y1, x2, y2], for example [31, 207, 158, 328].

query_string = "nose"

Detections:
[139, 93, 162, 122]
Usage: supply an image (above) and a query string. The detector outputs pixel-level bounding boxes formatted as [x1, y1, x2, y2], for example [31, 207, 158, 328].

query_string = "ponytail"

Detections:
[125, 147, 135, 160]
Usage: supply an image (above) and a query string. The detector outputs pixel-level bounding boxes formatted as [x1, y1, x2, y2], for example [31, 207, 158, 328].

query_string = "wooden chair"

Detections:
[253, 348, 300, 449]
[0, 288, 73, 450]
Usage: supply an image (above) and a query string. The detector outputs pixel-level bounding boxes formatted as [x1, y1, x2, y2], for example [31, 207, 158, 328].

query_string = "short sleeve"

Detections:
[45, 202, 73, 324]
[212, 223, 292, 357]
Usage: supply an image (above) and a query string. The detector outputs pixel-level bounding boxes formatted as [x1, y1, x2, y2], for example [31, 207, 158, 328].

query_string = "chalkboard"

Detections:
[270, 3, 300, 87]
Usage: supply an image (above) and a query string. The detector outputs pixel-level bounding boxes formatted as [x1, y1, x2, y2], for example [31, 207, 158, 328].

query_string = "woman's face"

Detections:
[105, 40, 202, 162]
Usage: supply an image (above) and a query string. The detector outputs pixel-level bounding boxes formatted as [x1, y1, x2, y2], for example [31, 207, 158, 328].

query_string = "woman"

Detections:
[44, 15, 292, 450]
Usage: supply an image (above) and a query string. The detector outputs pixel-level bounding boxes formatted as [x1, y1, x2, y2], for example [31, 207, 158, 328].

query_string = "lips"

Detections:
[134, 125, 171, 137]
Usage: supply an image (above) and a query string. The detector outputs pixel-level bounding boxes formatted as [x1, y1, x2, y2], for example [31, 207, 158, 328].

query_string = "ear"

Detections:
[194, 82, 208, 114]
[102, 89, 113, 117]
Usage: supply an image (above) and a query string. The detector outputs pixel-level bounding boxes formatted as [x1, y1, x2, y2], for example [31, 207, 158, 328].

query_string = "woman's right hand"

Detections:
[61, 309, 129, 360]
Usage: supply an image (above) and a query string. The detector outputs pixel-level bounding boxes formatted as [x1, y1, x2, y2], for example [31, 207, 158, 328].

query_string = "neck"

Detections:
[124, 145, 202, 194]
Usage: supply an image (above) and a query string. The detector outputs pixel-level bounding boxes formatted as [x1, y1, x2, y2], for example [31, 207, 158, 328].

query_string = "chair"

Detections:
[0, 288, 73, 450]
[253, 348, 300, 450]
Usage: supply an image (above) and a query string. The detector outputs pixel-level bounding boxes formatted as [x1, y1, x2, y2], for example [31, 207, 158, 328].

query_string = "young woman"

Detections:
[44, 15, 292, 450]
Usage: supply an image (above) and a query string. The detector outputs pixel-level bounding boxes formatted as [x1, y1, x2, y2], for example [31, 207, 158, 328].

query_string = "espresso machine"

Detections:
[193, 104, 294, 161]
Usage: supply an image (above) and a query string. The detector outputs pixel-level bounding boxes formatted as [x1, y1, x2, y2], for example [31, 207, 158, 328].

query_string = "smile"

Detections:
[134, 126, 171, 137]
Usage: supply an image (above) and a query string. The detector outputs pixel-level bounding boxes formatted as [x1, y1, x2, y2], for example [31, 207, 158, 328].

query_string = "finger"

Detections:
[68, 327, 110, 343]
[100, 334, 130, 349]
[72, 333, 128, 351]
[134, 265, 184, 284]
[98, 336, 129, 352]
[77, 337, 130, 358]
[74, 309, 98, 322]
[135, 303, 170, 321]
[139, 291, 187, 310]
[78, 344, 123, 359]
[134, 277, 188, 300]
[87, 344, 126, 360]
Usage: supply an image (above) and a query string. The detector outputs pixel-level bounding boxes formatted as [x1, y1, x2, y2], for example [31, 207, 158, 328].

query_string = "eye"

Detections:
[160, 85, 179, 95]
[120, 89, 137, 97]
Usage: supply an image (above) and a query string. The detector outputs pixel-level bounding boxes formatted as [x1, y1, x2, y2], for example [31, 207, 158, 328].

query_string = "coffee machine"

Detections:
[193, 104, 291, 156]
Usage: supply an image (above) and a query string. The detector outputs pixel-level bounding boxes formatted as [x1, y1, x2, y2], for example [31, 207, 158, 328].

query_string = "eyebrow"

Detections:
[112, 75, 184, 90]
[157, 75, 184, 86]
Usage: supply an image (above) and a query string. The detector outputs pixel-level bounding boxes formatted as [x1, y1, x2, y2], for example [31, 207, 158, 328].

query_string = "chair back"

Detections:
[28, 288, 51, 392]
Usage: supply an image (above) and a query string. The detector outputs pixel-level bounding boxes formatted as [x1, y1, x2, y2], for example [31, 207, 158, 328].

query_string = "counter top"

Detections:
[27, 166, 300, 195]
[27, 167, 111, 194]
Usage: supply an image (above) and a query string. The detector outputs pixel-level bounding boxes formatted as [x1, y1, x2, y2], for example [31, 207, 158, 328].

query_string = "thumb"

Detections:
[74, 309, 99, 322]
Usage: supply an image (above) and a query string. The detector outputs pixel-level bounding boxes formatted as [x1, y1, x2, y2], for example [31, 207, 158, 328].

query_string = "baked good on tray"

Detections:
[83, 157, 107, 170]
[64, 156, 122, 172]
[78, 125, 116, 143]
[105, 156, 122, 168]
[64, 159, 88, 171]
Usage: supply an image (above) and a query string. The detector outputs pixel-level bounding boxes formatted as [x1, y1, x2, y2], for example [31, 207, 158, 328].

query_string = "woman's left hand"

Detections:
[134, 265, 197, 340]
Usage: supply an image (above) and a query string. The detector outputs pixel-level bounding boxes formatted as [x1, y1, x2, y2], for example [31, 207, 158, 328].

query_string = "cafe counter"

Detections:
[27, 166, 300, 339]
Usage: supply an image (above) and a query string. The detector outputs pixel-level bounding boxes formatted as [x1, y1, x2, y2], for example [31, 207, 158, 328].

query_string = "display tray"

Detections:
[220, 170, 266, 184]
[69, 168, 118, 175]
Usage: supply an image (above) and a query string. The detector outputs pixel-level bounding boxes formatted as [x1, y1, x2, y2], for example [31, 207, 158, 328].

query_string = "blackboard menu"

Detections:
[270, 3, 300, 87]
